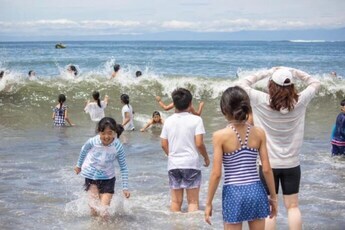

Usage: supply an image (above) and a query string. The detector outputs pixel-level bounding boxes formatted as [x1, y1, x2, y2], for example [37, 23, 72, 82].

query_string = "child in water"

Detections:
[140, 111, 164, 132]
[160, 88, 210, 212]
[120, 94, 135, 131]
[155, 95, 204, 116]
[84, 91, 109, 122]
[74, 117, 130, 219]
[52, 94, 74, 126]
[330, 99, 345, 156]
[205, 86, 277, 229]
[111, 64, 120, 78]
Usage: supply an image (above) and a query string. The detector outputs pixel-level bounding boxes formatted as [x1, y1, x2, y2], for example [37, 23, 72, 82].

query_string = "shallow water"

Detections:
[1, 41, 345, 229]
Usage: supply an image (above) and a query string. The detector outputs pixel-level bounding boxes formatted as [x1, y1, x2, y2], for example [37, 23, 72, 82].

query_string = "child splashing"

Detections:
[74, 117, 130, 220]
[140, 111, 164, 132]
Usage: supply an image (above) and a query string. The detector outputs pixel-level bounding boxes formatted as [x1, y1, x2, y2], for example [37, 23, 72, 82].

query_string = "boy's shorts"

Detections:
[259, 165, 300, 195]
[84, 177, 116, 194]
[168, 169, 201, 189]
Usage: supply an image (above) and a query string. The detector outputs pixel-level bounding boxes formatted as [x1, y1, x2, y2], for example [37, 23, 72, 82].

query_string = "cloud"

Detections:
[1, 18, 345, 36]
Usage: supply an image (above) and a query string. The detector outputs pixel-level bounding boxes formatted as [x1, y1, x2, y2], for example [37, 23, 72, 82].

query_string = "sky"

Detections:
[1, 0, 345, 41]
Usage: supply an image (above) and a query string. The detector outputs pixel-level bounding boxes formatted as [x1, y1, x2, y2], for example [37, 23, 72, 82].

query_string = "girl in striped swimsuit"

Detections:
[205, 86, 277, 229]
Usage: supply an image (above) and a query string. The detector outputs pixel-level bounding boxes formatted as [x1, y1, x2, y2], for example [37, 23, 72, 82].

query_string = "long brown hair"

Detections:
[268, 80, 299, 111]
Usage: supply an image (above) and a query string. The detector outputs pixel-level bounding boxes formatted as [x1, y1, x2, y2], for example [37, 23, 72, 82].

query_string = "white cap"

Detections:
[271, 69, 293, 86]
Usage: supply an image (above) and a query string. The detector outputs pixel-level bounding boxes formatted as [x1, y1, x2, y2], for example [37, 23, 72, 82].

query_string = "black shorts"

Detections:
[259, 165, 300, 195]
[84, 177, 116, 194]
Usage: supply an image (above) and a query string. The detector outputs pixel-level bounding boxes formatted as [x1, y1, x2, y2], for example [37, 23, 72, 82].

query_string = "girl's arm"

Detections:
[258, 128, 277, 218]
[64, 109, 75, 126]
[205, 131, 223, 225]
[74, 139, 94, 174]
[103, 95, 109, 105]
[140, 119, 153, 132]
[122, 112, 131, 127]
[116, 142, 130, 198]
[52, 111, 55, 120]
[156, 96, 174, 111]
[190, 101, 205, 116]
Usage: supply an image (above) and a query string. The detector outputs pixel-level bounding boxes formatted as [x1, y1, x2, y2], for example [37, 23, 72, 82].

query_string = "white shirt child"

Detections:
[84, 101, 107, 122]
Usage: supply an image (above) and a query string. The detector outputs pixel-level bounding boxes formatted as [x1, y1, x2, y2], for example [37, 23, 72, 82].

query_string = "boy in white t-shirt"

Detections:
[84, 91, 109, 122]
[160, 88, 210, 212]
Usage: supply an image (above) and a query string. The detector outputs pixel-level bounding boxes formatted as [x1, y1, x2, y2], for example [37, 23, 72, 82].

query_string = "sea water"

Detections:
[0, 41, 345, 229]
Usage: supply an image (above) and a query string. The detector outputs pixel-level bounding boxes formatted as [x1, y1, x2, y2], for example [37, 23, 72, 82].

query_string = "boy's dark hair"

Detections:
[220, 86, 252, 121]
[92, 91, 101, 108]
[114, 64, 120, 72]
[341, 99, 345, 107]
[135, 71, 142, 77]
[172, 88, 192, 111]
[0, 71, 4, 79]
[97, 117, 124, 138]
[120, 94, 130, 105]
[152, 111, 160, 117]
[28, 70, 34, 76]
[58, 94, 66, 109]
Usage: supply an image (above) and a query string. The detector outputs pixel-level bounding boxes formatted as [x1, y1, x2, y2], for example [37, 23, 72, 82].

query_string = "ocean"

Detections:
[0, 40, 345, 230]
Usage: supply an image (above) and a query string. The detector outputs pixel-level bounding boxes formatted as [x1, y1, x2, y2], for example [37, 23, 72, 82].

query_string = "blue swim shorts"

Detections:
[168, 169, 201, 189]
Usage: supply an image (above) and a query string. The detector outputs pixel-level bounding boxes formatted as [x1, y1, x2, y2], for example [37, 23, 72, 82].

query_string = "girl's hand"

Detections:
[74, 166, 81, 174]
[123, 190, 130, 198]
[155, 96, 161, 102]
[269, 198, 278, 218]
[204, 204, 213, 225]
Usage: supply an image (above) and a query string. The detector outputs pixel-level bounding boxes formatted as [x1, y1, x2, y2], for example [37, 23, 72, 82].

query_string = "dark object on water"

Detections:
[55, 43, 66, 49]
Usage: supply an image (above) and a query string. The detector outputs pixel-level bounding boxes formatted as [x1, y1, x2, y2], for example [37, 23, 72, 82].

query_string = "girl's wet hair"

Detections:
[152, 111, 160, 117]
[97, 117, 124, 138]
[220, 86, 251, 121]
[121, 94, 130, 105]
[92, 91, 101, 108]
[0, 71, 4, 79]
[58, 94, 66, 109]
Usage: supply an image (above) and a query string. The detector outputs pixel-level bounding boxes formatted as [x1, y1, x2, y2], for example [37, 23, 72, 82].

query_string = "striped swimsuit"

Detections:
[222, 124, 269, 223]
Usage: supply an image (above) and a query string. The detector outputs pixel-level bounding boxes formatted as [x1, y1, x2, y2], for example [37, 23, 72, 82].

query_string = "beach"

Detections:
[0, 41, 345, 229]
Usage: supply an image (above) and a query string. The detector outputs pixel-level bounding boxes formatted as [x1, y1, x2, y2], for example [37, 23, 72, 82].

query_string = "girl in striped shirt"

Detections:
[74, 117, 130, 220]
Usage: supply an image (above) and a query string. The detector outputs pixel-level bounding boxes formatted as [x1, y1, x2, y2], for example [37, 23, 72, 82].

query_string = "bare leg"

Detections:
[283, 194, 302, 230]
[224, 222, 242, 230]
[186, 187, 199, 212]
[264, 216, 277, 230]
[99, 193, 113, 221]
[88, 184, 100, 216]
[248, 219, 265, 230]
[170, 189, 183, 212]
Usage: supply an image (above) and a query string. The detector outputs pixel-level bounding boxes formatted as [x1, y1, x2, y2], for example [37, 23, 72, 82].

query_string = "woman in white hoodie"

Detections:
[238, 67, 320, 230]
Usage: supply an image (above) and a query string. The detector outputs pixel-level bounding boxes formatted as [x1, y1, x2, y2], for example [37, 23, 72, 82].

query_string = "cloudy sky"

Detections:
[1, 0, 345, 40]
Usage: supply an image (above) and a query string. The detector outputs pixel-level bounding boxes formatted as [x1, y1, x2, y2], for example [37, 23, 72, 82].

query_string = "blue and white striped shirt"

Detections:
[76, 135, 128, 190]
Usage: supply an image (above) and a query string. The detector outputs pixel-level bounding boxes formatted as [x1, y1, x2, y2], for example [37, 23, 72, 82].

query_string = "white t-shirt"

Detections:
[160, 112, 206, 170]
[84, 101, 107, 122]
[121, 104, 135, 130]
[238, 67, 320, 168]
